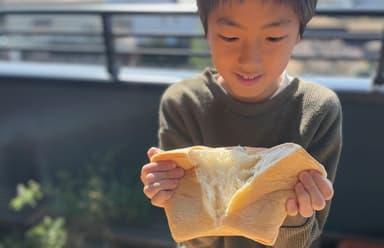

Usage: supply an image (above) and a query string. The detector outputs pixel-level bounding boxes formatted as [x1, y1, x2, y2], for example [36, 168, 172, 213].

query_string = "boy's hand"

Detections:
[141, 147, 185, 208]
[286, 170, 334, 218]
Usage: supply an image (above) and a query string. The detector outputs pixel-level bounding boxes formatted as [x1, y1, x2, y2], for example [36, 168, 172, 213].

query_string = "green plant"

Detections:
[25, 216, 67, 248]
[0, 180, 67, 248]
[9, 180, 43, 211]
[47, 147, 154, 226]
[1, 147, 156, 247]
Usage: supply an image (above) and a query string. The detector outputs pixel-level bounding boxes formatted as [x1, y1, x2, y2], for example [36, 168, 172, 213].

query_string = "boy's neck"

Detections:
[214, 70, 288, 103]
[270, 70, 291, 98]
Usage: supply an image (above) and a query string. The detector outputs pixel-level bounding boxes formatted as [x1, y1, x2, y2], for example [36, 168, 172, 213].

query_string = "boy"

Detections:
[141, 0, 342, 247]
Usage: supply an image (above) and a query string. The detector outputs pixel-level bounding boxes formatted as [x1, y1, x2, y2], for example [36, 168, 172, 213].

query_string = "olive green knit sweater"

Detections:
[157, 68, 342, 248]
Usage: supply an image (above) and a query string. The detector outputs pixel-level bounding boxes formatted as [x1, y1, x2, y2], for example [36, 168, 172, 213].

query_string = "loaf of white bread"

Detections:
[150, 143, 326, 246]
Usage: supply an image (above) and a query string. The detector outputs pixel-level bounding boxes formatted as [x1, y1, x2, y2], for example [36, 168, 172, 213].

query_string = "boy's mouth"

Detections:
[234, 72, 263, 85]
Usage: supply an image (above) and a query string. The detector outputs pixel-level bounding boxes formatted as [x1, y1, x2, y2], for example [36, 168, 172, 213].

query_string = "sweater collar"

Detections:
[203, 68, 299, 116]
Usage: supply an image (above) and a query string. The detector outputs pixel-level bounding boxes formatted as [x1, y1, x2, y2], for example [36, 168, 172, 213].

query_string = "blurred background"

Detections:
[0, 0, 383, 248]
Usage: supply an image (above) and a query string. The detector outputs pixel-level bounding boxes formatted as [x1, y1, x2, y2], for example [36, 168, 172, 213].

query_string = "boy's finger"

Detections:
[141, 161, 177, 178]
[295, 182, 314, 218]
[286, 198, 298, 216]
[151, 190, 174, 208]
[143, 179, 179, 199]
[299, 171, 326, 211]
[147, 147, 162, 159]
[144, 167, 184, 185]
[310, 170, 334, 200]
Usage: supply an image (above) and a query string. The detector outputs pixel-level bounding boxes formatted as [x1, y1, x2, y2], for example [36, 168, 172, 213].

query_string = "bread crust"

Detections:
[150, 143, 326, 245]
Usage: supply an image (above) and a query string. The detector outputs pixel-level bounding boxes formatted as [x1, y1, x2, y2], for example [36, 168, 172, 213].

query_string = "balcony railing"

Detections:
[0, 3, 383, 85]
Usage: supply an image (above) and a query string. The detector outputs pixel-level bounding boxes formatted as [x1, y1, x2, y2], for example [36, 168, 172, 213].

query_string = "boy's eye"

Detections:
[218, 34, 239, 42]
[266, 36, 287, 42]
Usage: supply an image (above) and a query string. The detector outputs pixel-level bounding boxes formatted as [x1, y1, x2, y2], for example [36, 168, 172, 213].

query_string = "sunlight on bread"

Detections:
[151, 143, 326, 245]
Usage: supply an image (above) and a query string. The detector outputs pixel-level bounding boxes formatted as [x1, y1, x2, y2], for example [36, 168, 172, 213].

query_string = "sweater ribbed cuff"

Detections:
[273, 215, 320, 248]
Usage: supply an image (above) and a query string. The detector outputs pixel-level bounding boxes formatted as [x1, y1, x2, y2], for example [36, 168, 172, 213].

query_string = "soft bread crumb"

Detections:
[188, 143, 300, 226]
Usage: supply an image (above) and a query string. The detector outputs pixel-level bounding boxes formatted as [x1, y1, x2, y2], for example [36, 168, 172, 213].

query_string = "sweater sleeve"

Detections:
[158, 86, 194, 150]
[273, 94, 343, 248]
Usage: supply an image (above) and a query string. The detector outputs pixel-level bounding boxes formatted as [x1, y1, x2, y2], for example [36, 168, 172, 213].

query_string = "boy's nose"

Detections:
[238, 42, 262, 66]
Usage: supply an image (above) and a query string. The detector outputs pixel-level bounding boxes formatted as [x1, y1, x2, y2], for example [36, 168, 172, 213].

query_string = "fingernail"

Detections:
[153, 182, 160, 187]
[169, 162, 177, 169]
[147, 147, 157, 158]
[146, 173, 155, 180]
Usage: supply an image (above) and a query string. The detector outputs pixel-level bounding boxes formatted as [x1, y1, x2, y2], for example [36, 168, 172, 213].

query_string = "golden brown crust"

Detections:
[150, 146, 207, 170]
[149, 144, 326, 245]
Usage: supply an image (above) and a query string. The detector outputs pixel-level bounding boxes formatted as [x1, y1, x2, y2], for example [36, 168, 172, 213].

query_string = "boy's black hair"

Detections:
[196, 0, 318, 37]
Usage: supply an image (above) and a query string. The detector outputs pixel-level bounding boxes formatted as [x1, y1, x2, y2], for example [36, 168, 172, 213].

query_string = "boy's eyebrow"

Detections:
[262, 19, 292, 29]
[216, 17, 244, 29]
[216, 16, 291, 29]
[216, 17, 292, 29]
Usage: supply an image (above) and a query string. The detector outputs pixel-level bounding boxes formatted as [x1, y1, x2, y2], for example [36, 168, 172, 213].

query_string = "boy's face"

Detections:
[207, 0, 301, 102]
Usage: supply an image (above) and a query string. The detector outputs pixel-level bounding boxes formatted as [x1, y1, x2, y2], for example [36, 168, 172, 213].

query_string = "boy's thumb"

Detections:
[147, 147, 162, 159]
